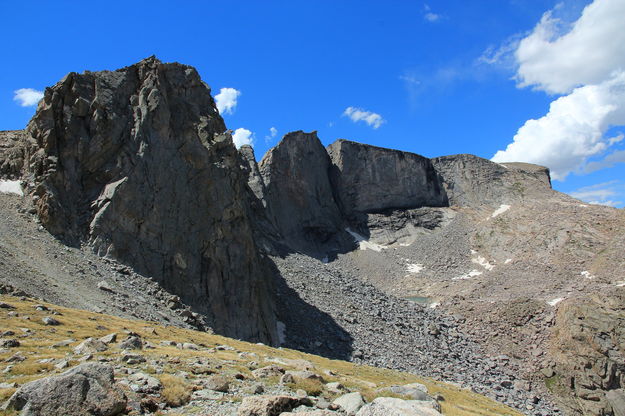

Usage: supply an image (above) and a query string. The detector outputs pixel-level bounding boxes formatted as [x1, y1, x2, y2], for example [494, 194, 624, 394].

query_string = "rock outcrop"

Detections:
[8, 57, 277, 344]
[548, 292, 625, 416]
[0, 130, 30, 178]
[327, 139, 448, 217]
[259, 131, 345, 254]
[432, 154, 552, 207]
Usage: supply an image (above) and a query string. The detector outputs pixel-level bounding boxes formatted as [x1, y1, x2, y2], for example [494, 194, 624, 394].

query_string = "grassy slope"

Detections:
[0, 295, 521, 416]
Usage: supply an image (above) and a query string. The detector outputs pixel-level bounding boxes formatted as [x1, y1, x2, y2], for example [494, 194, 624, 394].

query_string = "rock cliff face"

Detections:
[15, 57, 277, 344]
[0, 130, 30, 178]
[432, 154, 552, 207]
[259, 131, 345, 254]
[327, 140, 448, 216]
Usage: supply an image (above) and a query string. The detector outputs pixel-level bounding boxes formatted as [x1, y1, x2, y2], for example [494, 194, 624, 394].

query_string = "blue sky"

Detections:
[2, 0, 624, 207]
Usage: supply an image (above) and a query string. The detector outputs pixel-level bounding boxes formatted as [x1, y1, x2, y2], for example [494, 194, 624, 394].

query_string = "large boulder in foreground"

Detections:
[4, 363, 126, 416]
[355, 397, 442, 416]
[20, 57, 277, 344]
[237, 395, 302, 416]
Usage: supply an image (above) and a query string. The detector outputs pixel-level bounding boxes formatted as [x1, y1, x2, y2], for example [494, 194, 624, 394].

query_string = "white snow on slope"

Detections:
[0, 180, 23, 196]
[472, 255, 495, 271]
[407, 263, 424, 274]
[547, 298, 564, 307]
[491, 204, 511, 218]
[452, 270, 482, 280]
[504, 258, 513, 264]
[580, 270, 595, 279]
[345, 228, 387, 252]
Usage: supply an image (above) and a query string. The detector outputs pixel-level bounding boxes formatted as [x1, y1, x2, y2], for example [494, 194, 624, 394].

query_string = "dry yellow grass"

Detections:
[287, 377, 324, 396]
[0, 295, 523, 416]
[159, 374, 192, 407]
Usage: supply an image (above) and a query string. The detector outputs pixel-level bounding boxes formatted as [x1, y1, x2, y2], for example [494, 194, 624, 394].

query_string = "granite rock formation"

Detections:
[5, 57, 277, 344]
[327, 139, 448, 216]
[258, 131, 345, 254]
[431, 154, 552, 207]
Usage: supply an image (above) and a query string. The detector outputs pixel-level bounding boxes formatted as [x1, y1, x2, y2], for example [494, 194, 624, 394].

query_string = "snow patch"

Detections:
[452, 270, 482, 280]
[0, 180, 23, 196]
[406, 263, 424, 274]
[472, 255, 495, 271]
[491, 204, 511, 218]
[580, 271, 595, 279]
[547, 298, 564, 307]
[346, 228, 387, 252]
[504, 258, 513, 264]
[614, 281, 625, 287]
[276, 321, 286, 345]
[429, 302, 440, 309]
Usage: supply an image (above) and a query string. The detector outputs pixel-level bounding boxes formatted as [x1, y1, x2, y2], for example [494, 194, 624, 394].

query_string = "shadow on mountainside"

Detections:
[268, 259, 353, 361]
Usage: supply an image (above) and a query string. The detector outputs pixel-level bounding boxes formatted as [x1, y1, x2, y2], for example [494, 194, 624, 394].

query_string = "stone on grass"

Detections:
[333, 392, 366, 415]
[118, 336, 142, 350]
[237, 395, 301, 416]
[42, 316, 60, 326]
[252, 365, 285, 378]
[355, 397, 442, 416]
[206, 375, 230, 392]
[74, 337, 108, 354]
[99, 333, 117, 344]
[3, 362, 126, 416]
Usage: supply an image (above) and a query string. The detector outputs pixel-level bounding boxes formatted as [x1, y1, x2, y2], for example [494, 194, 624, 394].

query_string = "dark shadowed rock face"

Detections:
[432, 154, 552, 207]
[327, 140, 448, 217]
[259, 131, 345, 254]
[22, 57, 277, 344]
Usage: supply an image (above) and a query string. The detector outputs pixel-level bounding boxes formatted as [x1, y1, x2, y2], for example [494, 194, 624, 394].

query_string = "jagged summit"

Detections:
[2, 57, 277, 344]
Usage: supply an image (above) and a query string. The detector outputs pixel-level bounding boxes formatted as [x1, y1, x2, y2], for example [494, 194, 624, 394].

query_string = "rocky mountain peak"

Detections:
[10, 57, 278, 343]
[258, 130, 345, 255]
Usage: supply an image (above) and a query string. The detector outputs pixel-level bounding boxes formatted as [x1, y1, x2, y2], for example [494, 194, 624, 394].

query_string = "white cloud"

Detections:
[478, 34, 523, 68]
[569, 181, 623, 207]
[424, 12, 441, 22]
[515, 0, 625, 94]
[264, 126, 278, 143]
[423, 4, 442, 22]
[343, 107, 385, 129]
[13, 88, 43, 107]
[492, 0, 625, 181]
[215, 87, 241, 115]
[232, 128, 254, 148]
[492, 71, 625, 180]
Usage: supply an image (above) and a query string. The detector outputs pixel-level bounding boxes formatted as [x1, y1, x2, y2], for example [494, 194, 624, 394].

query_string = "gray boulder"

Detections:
[237, 395, 301, 416]
[3, 362, 126, 416]
[355, 397, 442, 416]
[380, 383, 433, 402]
[333, 392, 366, 415]
[74, 338, 108, 354]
